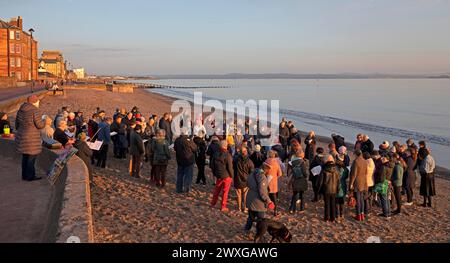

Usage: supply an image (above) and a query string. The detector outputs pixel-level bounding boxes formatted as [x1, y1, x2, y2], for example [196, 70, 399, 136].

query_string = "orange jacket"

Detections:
[265, 158, 283, 193]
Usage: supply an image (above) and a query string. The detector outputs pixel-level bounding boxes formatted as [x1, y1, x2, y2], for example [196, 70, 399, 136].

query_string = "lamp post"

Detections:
[28, 28, 35, 93]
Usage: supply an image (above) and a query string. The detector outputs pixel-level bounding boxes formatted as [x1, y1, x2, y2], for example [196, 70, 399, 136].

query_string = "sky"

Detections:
[1, 0, 450, 75]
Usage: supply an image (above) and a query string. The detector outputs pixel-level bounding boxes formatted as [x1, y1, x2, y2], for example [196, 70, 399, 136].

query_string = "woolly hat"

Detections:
[338, 146, 347, 154]
[255, 144, 261, 152]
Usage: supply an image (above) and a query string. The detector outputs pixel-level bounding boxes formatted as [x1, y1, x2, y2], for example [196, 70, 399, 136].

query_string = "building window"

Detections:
[9, 31, 15, 40]
[16, 72, 22, 80]
[16, 58, 21, 67]
[16, 31, 20, 40]
[15, 44, 21, 54]
[10, 44, 15, 53]
[10, 58, 15, 67]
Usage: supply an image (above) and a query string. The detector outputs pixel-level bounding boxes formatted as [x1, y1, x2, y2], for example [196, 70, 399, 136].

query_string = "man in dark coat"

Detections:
[210, 140, 234, 212]
[159, 113, 173, 145]
[288, 128, 302, 148]
[130, 124, 145, 178]
[320, 155, 340, 222]
[361, 134, 374, 154]
[233, 146, 255, 212]
[304, 131, 316, 162]
[332, 133, 345, 150]
[174, 128, 198, 193]
[309, 147, 324, 202]
[288, 150, 310, 213]
[15, 95, 45, 181]
[193, 130, 207, 185]
[250, 144, 266, 168]
[279, 121, 290, 152]
[206, 136, 221, 168]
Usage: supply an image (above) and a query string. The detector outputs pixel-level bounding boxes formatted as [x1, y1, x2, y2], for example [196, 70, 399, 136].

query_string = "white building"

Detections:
[72, 68, 85, 79]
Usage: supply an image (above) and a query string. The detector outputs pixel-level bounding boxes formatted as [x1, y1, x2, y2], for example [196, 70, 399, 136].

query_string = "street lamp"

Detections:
[28, 28, 35, 93]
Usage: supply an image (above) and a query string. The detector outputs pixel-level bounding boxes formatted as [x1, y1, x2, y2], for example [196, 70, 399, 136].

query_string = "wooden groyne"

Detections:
[121, 82, 231, 89]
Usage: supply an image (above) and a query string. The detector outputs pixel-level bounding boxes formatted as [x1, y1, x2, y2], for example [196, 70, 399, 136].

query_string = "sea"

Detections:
[129, 78, 450, 169]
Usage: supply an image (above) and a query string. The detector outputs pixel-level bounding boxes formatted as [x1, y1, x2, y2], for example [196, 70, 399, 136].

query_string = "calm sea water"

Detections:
[132, 79, 450, 169]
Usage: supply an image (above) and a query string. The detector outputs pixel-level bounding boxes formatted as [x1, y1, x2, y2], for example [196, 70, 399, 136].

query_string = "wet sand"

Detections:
[32, 88, 450, 243]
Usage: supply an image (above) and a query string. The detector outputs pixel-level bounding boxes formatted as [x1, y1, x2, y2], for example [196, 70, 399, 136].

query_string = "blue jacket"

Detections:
[97, 121, 111, 144]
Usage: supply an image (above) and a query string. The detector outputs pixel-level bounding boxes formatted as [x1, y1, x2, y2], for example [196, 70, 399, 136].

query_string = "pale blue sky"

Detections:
[2, 0, 450, 75]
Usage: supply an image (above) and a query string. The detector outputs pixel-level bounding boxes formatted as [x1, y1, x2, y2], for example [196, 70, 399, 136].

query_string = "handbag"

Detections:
[347, 192, 356, 207]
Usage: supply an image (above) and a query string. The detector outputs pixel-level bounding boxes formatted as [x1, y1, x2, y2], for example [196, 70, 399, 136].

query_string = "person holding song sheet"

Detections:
[96, 117, 113, 168]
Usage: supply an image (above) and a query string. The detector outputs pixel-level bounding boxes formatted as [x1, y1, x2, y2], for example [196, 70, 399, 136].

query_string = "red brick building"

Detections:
[0, 16, 38, 81]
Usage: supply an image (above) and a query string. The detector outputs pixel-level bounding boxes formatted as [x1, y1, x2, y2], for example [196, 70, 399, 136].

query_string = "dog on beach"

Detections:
[254, 218, 292, 243]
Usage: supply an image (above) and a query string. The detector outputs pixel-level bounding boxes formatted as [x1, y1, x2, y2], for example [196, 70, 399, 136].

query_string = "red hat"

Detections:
[27, 95, 39, 104]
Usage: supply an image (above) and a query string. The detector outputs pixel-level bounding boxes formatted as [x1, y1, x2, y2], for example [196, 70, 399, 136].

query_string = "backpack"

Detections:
[152, 139, 169, 165]
[292, 161, 305, 180]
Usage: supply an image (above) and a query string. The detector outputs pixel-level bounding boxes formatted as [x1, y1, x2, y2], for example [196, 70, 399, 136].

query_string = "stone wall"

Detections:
[106, 83, 134, 93]
[0, 77, 17, 89]
[0, 138, 94, 243]
[0, 90, 47, 114]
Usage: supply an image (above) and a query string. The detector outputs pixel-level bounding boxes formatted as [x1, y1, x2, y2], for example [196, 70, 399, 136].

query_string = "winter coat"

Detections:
[332, 134, 346, 150]
[174, 135, 197, 167]
[404, 156, 417, 188]
[290, 158, 309, 192]
[250, 151, 266, 168]
[159, 118, 172, 143]
[193, 136, 207, 164]
[97, 122, 111, 144]
[336, 166, 349, 198]
[361, 139, 374, 154]
[148, 137, 171, 165]
[304, 135, 316, 161]
[15, 102, 45, 155]
[130, 130, 145, 156]
[288, 132, 301, 146]
[271, 144, 287, 162]
[206, 140, 220, 167]
[279, 126, 290, 146]
[392, 163, 404, 187]
[246, 168, 271, 212]
[211, 148, 234, 179]
[265, 158, 282, 193]
[320, 161, 340, 195]
[366, 158, 375, 187]
[233, 154, 255, 189]
[53, 128, 69, 147]
[349, 155, 368, 192]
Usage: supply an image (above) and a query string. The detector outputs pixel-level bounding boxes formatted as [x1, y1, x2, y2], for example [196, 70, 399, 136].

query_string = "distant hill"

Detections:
[131, 73, 450, 80]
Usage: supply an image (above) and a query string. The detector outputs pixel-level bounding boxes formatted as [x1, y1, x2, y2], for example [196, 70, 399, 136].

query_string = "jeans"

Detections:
[235, 187, 249, 212]
[211, 177, 232, 209]
[379, 193, 390, 217]
[244, 210, 266, 231]
[289, 191, 305, 211]
[22, 154, 37, 181]
[355, 191, 366, 215]
[323, 193, 336, 221]
[176, 164, 194, 193]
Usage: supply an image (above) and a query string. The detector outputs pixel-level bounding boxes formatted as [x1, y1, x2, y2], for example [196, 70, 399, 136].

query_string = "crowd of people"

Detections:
[11, 95, 438, 241]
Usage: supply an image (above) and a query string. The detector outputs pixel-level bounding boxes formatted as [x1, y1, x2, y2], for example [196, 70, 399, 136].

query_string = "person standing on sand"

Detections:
[244, 163, 274, 240]
[335, 153, 349, 220]
[174, 127, 198, 193]
[349, 150, 368, 221]
[194, 130, 207, 185]
[331, 133, 345, 150]
[354, 134, 363, 151]
[304, 131, 316, 162]
[159, 113, 173, 145]
[403, 148, 417, 206]
[418, 148, 436, 207]
[264, 150, 283, 216]
[15, 95, 46, 181]
[319, 154, 340, 222]
[250, 144, 265, 169]
[279, 121, 290, 153]
[288, 149, 309, 213]
[233, 145, 254, 213]
[391, 153, 404, 214]
[210, 140, 234, 212]
[96, 117, 113, 168]
[129, 124, 145, 178]
[288, 128, 302, 149]
[147, 129, 171, 187]
[375, 155, 392, 218]
[364, 151, 375, 213]
[309, 147, 324, 202]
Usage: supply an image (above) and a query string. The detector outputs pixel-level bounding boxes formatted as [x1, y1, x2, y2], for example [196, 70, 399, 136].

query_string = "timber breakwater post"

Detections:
[121, 82, 231, 90]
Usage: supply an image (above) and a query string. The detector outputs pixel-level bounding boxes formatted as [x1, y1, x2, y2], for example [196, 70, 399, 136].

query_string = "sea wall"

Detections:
[0, 90, 48, 114]
[106, 83, 135, 93]
[0, 138, 94, 243]
[0, 77, 17, 89]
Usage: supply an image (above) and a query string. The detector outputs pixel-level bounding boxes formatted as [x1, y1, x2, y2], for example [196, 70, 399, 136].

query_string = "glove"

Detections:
[268, 202, 275, 210]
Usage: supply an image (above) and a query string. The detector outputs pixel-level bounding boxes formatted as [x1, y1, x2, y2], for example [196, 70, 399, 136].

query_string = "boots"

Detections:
[361, 214, 365, 221]
[354, 214, 362, 221]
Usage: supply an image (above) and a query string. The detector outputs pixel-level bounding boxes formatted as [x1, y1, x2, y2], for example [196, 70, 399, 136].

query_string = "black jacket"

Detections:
[290, 158, 310, 192]
[233, 154, 255, 189]
[304, 135, 316, 161]
[279, 126, 290, 146]
[361, 139, 374, 154]
[174, 135, 197, 166]
[159, 118, 172, 143]
[193, 136, 207, 163]
[288, 132, 301, 146]
[271, 144, 287, 162]
[250, 151, 266, 168]
[211, 149, 234, 179]
[332, 134, 345, 150]
[130, 130, 145, 156]
[206, 140, 220, 166]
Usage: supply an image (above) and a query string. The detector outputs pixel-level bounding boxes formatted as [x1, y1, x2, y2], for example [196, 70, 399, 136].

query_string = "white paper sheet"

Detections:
[86, 140, 103, 151]
[311, 165, 322, 176]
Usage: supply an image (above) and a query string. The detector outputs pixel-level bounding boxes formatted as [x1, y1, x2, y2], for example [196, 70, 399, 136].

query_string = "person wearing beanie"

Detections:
[210, 140, 234, 212]
[15, 95, 45, 181]
[379, 141, 390, 157]
[74, 132, 93, 180]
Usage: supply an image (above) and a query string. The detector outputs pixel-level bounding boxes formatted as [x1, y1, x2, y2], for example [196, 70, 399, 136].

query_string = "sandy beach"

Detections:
[27, 88, 450, 243]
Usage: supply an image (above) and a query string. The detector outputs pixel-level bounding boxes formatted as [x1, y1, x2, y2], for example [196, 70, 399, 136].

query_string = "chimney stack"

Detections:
[17, 16, 23, 30]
